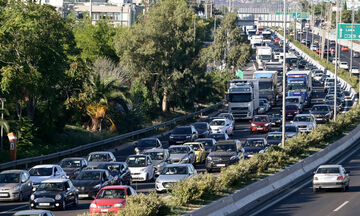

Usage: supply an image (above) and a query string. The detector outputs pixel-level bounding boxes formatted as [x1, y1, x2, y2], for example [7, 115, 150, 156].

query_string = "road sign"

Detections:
[236, 69, 243, 79]
[274, 12, 309, 19]
[338, 23, 360, 40]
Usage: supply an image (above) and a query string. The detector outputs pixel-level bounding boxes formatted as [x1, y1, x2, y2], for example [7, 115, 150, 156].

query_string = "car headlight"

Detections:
[259, 150, 265, 154]
[156, 163, 162, 168]
[186, 136, 191, 139]
[169, 136, 174, 139]
[140, 168, 147, 172]
[55, 194, 62, 200]
[207, 157, 212, 161]
[251, 123, 256, 127]
[114, 203, 123, 208]
[135, 147, 140, 153]
[90, 203, 97, 208]
[265, 123, 270, 126]
[13, 185, 20, 192]
[30, 194, 35, 200]
[93, 184, 101, 190]
[182, 157, 189, 162]
[325, 113, 331, 116]
[114, 175, 119, 180]
[230, 156, 237, 160]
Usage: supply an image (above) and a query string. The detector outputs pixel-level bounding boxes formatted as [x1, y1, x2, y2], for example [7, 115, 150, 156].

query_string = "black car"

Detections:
[73, 169, 114, 199]
[205, 140, 244, 172]
[265, 132, 283, 146]
[97, 162, 132, 185]
[207, 132, 229, 141]
[192, 122, 211, 138]
[169, 126, 198, 145]
[134, 138, 162, 154]
[30, 179, 78, 210]
[195, 138, 217, 155]
[59, 157, 88, 180]
[269, 113, 282, 126]
[311, 104, 332, 123]
[243, 138, 268, 158]
[297, 60, 307, 70]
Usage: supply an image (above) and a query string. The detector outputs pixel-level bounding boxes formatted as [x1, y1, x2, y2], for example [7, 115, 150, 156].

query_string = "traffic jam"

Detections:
[1, 25, 355, 215]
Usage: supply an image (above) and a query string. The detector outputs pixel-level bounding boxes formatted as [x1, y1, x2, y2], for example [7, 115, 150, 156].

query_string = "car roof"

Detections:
[165, 164, 191, 168]
[82, 169, 107, 172]
[31, 164, 58, 169]
[211, 117, 226, 120]
[295, 114, 312, 117]
[318, 165, 341, 168]
[184, 142, 202, 145]
[41, 178, 68, 183]
[313, 104, 329, 107]
[97, 162, 126, 165]
[268, 132, 282, 134]
[100, 185, 129, 190]
[15, 210, 52, 215]
[128, 154, 148, 157]
[254, 115, 268, 117]
[196, 138, 215, 141]
[139, 138, 158, 141]
[193, 122, 208, 124]
[89, 151, 113, 155]
[216, 140, 239, 145]
[246, 138, 266, 141]
[169, 145, 189, 148]
[144, 148, 167, 153]
[0, 170, 25, 174]
[61, 157, 85, 161]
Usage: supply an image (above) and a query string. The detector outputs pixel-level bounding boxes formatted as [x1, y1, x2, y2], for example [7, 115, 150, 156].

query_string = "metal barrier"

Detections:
[0, 100, 224, 170]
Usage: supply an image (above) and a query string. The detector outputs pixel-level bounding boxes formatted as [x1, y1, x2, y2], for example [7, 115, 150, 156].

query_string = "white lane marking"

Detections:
[333, 201, 349, 212]
[0, 204, 28, 214]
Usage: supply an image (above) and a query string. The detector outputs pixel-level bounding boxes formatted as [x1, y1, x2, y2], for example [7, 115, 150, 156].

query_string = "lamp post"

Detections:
[0, 98, 5, 151]
[282, 0, 287, 149]
[334, 0, 339, 122]
[350, 0, 355, 77]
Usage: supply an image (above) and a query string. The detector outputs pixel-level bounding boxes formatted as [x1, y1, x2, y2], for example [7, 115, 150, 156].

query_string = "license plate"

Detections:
[176, 141, 183, 143]
[0, 193, 8, 197]
[39, 203, 50, 206]
[101, 209, 109, 212]
[79, 194, 89, 198]
[256, 128, 263, 130]
[217, 164, 226, 167]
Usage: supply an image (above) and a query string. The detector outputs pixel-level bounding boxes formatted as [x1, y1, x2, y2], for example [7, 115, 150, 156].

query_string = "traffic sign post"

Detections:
[338, 23, 360, 39]
[236, 69, 243, 79]
[275, 12, 309, 19]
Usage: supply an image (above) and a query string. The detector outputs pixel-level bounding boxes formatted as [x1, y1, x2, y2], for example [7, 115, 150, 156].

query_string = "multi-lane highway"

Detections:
[0, 31, 334, 216]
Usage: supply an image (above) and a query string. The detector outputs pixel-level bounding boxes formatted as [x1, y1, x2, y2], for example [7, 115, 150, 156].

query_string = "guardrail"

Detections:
[0, 100, 224, 170]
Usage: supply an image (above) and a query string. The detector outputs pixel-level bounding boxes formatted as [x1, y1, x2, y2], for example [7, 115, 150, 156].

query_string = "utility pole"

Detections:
[0, 98, 5, 151]
[334, 0, 339, 122]
[350, 0, 355, 77]
[311, 0, 315, 47]
[282, 0, 287, 149]
[89, 0, 92, 22]
[327, 5, 332, 62]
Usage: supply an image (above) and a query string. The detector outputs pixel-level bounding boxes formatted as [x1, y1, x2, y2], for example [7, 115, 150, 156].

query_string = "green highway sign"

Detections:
[338, 23, 360, 40]
[274, 12, 310, 19]
[236, 69, 243, 79]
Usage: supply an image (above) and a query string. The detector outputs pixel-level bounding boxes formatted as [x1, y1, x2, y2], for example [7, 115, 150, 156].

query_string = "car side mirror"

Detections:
[32, 187, 36, 192]
[21, 179, 27, 183]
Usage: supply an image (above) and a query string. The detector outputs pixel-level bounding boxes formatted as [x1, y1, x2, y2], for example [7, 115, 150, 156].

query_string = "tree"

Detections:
[0, 1, 77, 131]
[342, 10, 352, 23]
[73, 18, 119, 63]
[115, 0, 207, 112]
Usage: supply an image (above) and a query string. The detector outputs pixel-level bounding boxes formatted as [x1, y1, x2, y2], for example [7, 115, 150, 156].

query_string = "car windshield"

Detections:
[210, 120, 225, 126]
[0, 173, 20, 183]
[293, 116, 312, 122]
[138, 139, 157, 148]
[173, 127, 191, 134]
[244, 140, 265, 147]
[343, 101, 353, 106]
[89, 154, 108, 162]
[288, 85, 307, 92]
[228, 93, 252, 102]
[126, 157, 147, 167]
[286, 105, 298, 110]
[187, 144, 201, 151]
[270, 114, 281, 118]
[96, 188, 126, 199]
[280, 126, 297, 132]
[267, 134, 282, 140]
[213, 144, 236, 152]
[37, 182, 63, 191]
[29, 168, 52, 176]
[316, 167, 340, 174]
[253, 116, 267, 122]
[196, 139, 214, 147]
[208, 134, 225, 140]
[145, 152, 165, 160]
[162, 166, 188, 175]
[286, 98, 299, 103]
[193, 123, 208, 130]
[312, 106, 329, 111]
[169, 147, 188, 154]
[75, 171, 101, 180]
[60, 160, 82, 168]
[97, 164, 121, 173]
[259, 101, 265, 106]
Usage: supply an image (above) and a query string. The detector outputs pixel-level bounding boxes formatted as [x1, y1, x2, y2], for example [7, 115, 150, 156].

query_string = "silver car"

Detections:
[291, 114, 316, 133]
[0, 170, 33, 201]
[87, 151, 116, 168]
[144, 148, 169, 176]
[313, 165, 350, 192]
[155, 164, 197, 192]
[168, 145, 196, 164]
[14, 210, 54, 216]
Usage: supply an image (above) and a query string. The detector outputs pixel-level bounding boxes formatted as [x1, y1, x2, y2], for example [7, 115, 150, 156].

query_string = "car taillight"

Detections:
[337, 176, 343, 180]
[313, 176, 318, 180]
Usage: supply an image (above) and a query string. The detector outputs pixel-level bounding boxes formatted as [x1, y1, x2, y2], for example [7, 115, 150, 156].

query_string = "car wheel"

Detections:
[73, 196, 78, 208]
[128, 177, 132, 186]
[62, 200, 66, 210]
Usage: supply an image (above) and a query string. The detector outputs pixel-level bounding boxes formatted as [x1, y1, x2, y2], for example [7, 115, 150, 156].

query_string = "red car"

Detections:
[250, 115, 271, 133]
[89, 186, 136, 214]
[274, 38, 280, 43]
[284, 104, 300, 120]
[341, 46, 349, 51]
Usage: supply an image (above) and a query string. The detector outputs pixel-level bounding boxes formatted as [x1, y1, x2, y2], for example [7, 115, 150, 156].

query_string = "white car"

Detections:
[155, 164, 197, 192]
[209, 117, 234, 135]
[350, 66, 359, 75]
[126, 155, 155, 182]
[339, 61, 349, 70]
[313, 164, 350, 192]
[332, 58, 340, 65]
[291, 114, 317, 133]
[28, 165, 67, 187]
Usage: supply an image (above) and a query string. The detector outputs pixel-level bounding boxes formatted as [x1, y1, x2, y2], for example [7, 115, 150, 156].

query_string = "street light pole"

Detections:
[334, 0, 339, 122]
[282, 0, 287, 149]
[350, 0, 355, 77]
[0, 98, 5, 151]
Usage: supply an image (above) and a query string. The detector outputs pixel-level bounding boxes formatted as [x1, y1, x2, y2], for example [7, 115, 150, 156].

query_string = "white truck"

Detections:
[253, 71, 278, 106]
[227, 79, 259, 120]
[250, 35, 263, 49]
[256, 46, 272, 70]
